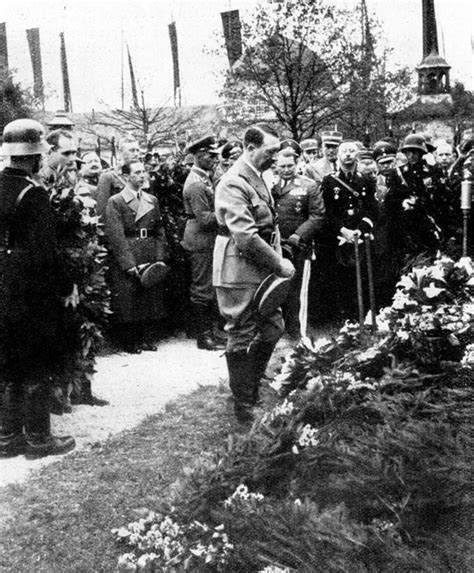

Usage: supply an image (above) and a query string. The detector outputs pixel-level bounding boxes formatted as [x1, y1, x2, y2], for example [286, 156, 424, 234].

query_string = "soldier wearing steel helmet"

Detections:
[0, 119, 76, 459]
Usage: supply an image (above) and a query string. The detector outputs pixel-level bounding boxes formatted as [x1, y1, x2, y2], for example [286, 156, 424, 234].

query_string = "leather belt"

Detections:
[125, 229, 157, 239]
[217, 225, 276, 245]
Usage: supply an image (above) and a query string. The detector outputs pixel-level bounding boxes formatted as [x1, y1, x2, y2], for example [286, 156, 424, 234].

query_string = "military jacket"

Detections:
[272, 175, 325, 242]
[181, 166, 217, 252]
[95, 168, 126, 218]
[385, 160, 443, 253]
[320, 169, 379, 246]
[213, 158, 282, 287]
[0, 167, 70, 364]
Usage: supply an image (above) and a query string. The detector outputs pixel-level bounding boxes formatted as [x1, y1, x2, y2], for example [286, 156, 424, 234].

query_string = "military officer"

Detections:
[182, 135, 224, 351]
[214, 123, 295, 423]
[317, 140, 378, 322]
[311, 130, 343, 181]
[105, 160, 169, 353]
[0, 119, 75, 458]
[373, 140, 398, 204]
[272, 148, 325, 337]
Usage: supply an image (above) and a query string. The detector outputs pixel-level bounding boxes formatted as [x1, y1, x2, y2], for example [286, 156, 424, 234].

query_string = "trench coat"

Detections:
[105, 186, 168, 324]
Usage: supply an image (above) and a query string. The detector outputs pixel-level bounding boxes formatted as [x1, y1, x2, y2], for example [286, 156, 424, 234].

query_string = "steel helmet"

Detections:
[1, 119, 50, 156]
[401, 133, 428, 154]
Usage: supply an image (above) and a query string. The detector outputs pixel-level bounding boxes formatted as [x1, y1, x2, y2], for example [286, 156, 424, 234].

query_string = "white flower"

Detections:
[396, 330, 409, 341]
[298, 424, 320, 447]
[292, 445, 299, 454]
[396, 275, 416, 290]
[423, 282, 444, 298]
[428, 264, 447, 282]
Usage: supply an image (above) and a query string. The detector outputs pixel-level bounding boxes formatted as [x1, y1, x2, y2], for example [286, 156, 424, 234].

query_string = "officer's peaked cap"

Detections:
[221, 140, 243, 159]
[187, 135, 219, 155]
[1, 119, 50, 156]
[321, 130, 343, 145]
[300, 138, 319, 151]
[280, 139, 301, 156]
[373, 140, 397, 163]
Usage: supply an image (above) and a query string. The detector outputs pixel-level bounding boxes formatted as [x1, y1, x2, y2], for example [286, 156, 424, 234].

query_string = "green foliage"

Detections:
[0, 73, 35, 131]
[151, 255, 473, 572]
[49, 176, 111, 400]
[218, 0, 414, 140]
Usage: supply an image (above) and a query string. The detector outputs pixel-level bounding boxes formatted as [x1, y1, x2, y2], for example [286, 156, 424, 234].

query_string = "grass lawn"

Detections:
[0, 382, 241, 573]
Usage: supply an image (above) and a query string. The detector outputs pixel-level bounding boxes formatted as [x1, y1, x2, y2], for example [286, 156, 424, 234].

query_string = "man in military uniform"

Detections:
[214, 123, 295, 423]
[373, 140, 397, 204]
[182, 136, 224, 350]
[317, 140, 378, 322]
[272, 148, 325, 337]
[95, 138, 141, 218]
[0, 119, 75, 458]
[385, 134, 443, 260]
[311, 130, 343, 180]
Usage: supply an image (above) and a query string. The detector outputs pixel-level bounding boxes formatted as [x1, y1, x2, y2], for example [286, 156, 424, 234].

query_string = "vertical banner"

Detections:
[221, 10, 242, 67]
[126, 43, 139, 109]
[26, 28, 44, 107]
[168, 22, 181, 107]
[60, 32, 73, 112]
[0, 23, 8, 85]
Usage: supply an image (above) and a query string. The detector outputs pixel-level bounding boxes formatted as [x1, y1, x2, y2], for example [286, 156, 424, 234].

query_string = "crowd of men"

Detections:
[0, 116, 473, 439]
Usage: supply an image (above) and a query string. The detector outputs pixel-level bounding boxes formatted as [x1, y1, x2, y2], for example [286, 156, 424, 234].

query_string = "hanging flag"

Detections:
[168, 22, 181, 106]
[60, 32, 72, 112]
[26, 28, 44, 106]
[0, 23, 8, 85]
[221, 10, 242, 67]
[126, 43, 139, 109]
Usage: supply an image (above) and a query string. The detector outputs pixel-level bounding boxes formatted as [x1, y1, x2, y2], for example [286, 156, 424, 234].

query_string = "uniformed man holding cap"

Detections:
[182, 135, 224, 351]
[214, 122, 295, 423]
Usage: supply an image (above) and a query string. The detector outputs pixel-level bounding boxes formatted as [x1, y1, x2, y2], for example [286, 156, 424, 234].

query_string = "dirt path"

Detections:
[0, 334, 228, 488]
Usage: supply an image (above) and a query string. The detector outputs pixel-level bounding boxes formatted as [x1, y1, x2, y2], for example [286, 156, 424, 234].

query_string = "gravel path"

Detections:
[0, 334, 228, 488]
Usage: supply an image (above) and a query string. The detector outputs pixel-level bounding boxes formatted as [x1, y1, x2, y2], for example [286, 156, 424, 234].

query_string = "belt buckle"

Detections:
[139, 228, 148, 239]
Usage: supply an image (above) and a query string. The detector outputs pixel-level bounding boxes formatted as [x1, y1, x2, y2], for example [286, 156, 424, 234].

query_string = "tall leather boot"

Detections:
[247, 340, 278, 406]
[24, 382, 75, 459]
[226, 350, 255, 423]
[194, 304, 225, 351]
[0, 381, 25, 458]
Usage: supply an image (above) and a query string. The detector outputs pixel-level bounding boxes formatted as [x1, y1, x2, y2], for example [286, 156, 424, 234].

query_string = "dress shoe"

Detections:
[25, 434, 76, 459]
[197, 331, 226, 351]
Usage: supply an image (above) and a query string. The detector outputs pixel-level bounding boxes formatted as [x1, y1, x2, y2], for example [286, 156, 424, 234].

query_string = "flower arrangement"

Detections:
[113, 511, 233, 572]
[49, 176, 111, 407]
[273, 255, 473, 396]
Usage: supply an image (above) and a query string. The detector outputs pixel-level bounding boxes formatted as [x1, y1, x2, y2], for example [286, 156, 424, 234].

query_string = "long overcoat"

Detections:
[0, 167, 70, 369]
[105, 186, 168, 323]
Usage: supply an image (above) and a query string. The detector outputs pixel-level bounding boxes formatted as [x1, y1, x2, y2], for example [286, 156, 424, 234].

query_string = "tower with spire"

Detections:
[416, 0, 452, 103]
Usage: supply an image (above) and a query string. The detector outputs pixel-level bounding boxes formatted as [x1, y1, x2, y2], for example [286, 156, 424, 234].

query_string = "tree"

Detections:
[217, 0, 415, 141]
[0, 73, 35, 131]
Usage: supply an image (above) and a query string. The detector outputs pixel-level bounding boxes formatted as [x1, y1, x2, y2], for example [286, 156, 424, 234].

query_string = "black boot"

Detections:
[71, 376, 109, 407]
[193, 304, 225, 351]
[247, 340, 277, 406]
[226, 350, 255, 423]
[24, 383, 75, 459]
[0, 381, 25, 458]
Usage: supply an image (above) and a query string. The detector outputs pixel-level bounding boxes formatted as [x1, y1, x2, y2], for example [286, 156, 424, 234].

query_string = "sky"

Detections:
[2, 0, 473, 112]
